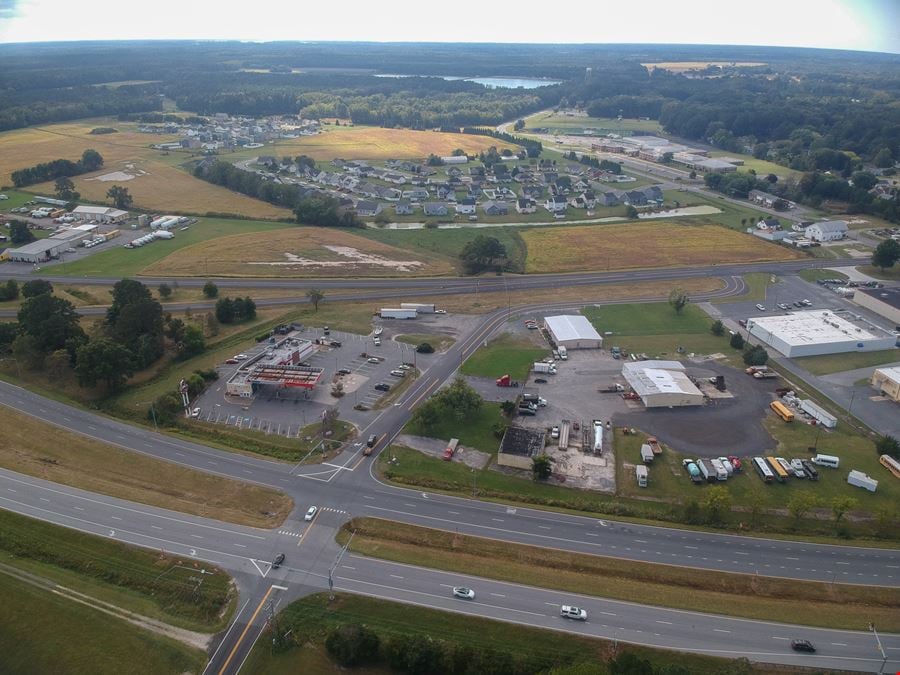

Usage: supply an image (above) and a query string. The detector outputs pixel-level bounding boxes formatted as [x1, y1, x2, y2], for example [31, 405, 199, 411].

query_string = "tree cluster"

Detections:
[459, 235, 507, 275]
[215, 296, 257, 324]
[293, 195, 360, 228]
[8, 220, 35, 245]
[412, 377, 482, 430]
[11, 149, 104, 188]
[0, 280, 19, 302]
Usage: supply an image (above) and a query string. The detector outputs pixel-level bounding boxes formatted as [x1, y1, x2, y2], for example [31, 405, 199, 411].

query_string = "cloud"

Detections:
[0, 0, 23, 19]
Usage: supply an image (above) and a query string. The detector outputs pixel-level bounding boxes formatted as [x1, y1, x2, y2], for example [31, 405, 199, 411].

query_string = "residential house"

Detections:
[568, 195, 588, 209]
[748, 189, 777, 208]
[402, 188, 430, 202]
[521, 185, 543, 200]
[383, 173, 407, 185]
[394, 200, 414, 216]
[435, 184, 457, 201]
[626, 190, 649, 206]
[545, 196, 568, 213]
[456, 198, 477, 215]
[423, 202, 449, 217]
[482, 200, 509, 216]
[447, 167, 463, 178]
[756, 217, 781, 231]
[596, 191, 622, 207]
[641, 185, 664, 203]
[516, 198, 537, 214]
[355, 200, 382, 217]
[806, 220, 849, 242]
[581, 190, 597, 209]
[257, 156, 278, 169]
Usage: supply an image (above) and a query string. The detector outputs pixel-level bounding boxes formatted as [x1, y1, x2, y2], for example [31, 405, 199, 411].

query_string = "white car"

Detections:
[452, 586, 475, 600]
[551, 426, 560, 439]
[190, 408, 201, 418]
[755, 304, 766, 311]
[373, 337, 382, 346]
[304, 506, 318, 521]
[367, 357, 381, 364]
[560, 605, 587, 621]
[435, 309, 447, 314]
[234, 353, 248, 360]
[373, 327, 384, 336]
[0, 194, 8, 200]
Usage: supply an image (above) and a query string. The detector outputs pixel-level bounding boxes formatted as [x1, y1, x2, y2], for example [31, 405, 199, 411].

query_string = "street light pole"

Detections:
[869, 623, 888, 674]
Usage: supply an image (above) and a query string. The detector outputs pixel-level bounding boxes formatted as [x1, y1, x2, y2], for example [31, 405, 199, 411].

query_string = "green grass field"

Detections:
[708, 151, 802, 179]
[582, 301, 713, 336]
[246, 592, 746, 675]
[797, 268, 849, 283]
[794, 349, 900, 375]
[713, 272, 772, 304]
[460, 333, 549, 380]
[0, 572, 206, 675]
[404, 402, 505, 454]
[359, 225, 528, 274]
[858, 264, 900, 281]
[0, 509, 234, 632]
[49, 217, 290, 277]
[524, 112, 664, 135]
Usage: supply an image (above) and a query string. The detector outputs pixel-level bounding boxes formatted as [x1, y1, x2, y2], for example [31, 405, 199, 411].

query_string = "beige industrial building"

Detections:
[871, 366, 900, 403]
[854, 287, 900, 328]
[544, 315, 603, 349]
[747, 310, 897, 357]
[622, 360, 705, 408]
[71, 205, 130, 224]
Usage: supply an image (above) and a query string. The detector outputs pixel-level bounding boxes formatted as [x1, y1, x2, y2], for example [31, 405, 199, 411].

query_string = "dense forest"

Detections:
[1, 41, 897, 170]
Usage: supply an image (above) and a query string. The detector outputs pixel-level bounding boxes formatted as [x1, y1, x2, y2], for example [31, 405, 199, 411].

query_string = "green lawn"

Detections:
[858, 264, 900, 281]
[524, 112, 664, 136]
[0, 509, 234, 632]
[794, 349, 900, 375]
[708, 151, 802, 180]
[246, 592, 743, 675]
[0, 572, 206, 675]
[669, 190, 774, 230]
[359, 226, 527, 274]
[797, 268, 849, 283]
[713, 272, 772, 304]
[404, 402, 505, 454]
[582, 301, 713, 336]
[460, 332, 549, 380]
[49, 217, 289, 277]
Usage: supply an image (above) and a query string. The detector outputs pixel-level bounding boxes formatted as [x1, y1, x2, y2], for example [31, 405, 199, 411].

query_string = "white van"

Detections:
[813, 454, 840, 469]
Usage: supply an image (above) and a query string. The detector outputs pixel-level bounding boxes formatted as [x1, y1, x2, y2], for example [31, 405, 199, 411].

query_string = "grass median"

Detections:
[0, 406, 293, 528]
[0, 509, 235, 632]
[244, 592, 762, 675]
[0, 571, 206, 675]
[338, 517, 900, 633]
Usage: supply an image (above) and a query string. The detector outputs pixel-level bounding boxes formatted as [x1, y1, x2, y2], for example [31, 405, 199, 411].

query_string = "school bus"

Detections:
[766, 456, 789, 482]
[769, 400, 794, 422]
[880, 454, 900, 479]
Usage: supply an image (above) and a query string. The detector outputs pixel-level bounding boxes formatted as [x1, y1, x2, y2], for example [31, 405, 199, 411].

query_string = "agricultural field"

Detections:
[642, 61, 767, 73]
[522, 220, 802, 273]
[221, 125, 516, 162]
[50, 217, 290, 277]
[142, 225, 454, 277]
[523, 111, 664, 135]
[0, 118, 291, 218]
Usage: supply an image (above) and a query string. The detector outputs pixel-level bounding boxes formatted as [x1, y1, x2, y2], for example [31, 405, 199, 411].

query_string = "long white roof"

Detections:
[544, 315, 602, 342]
[749, 310, 890, 346]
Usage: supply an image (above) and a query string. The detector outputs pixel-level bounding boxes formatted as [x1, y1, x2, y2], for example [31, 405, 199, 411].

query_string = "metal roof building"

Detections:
[747, 310, 897, 358]
[622, 360, 704, 408]
[871, 366, 900, 403]
[544, 315, 603, 349]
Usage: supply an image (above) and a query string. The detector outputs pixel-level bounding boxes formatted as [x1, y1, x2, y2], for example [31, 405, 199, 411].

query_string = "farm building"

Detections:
[71, 206, 130, 224]
[871, 366, 900, 403]
[497, 426, 545, 470]
[853, 287, 900, 326]
[622, 360, 705, 408]
[805, 220, 848, 242]
[544, 315, 603, 349]
[6, 229, 84, 263]
[747, 310, 897, 358]
[225, 338, 321, 398]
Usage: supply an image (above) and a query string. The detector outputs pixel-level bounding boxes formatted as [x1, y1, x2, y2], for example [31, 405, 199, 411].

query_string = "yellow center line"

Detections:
[298, 517, 317, 548]
[407, 377, 440, 410]
[217, 585, 275, 675]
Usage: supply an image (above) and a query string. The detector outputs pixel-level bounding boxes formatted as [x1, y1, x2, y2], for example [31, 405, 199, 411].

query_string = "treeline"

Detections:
[193, 160, 360, 227]
[461, 127, 543, 157]
[705, 170, 899, 222]
[11, 149, 104, 187]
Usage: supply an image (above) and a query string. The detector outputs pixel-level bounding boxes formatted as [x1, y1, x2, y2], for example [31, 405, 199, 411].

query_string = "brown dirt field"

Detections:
[142, 227, 454, 277]
[0, 119, 291, 219]
[0, 406, 292, 528]
[523, 221, 803, 273]
[244, 125, 516, 161]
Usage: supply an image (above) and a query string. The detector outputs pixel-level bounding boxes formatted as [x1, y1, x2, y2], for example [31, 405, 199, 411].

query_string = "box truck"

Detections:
[379, 308, 417, 319]
[533, 362, 557, 375]
[400, 303, 436, 314]
[635, 465, 648, 488]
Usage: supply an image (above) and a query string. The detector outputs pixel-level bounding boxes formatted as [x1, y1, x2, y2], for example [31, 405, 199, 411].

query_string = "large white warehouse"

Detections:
[544, 315, 603, 349]
[747, 310, 897, 358]
[622, 360, 705, 408]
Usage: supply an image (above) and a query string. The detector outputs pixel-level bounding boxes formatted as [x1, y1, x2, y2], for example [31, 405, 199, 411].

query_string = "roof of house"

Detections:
[355, 200, 379, 212]
[482, 200, 508, 211]
[808, 220, 849, 232]
[544, 315, 602, 343]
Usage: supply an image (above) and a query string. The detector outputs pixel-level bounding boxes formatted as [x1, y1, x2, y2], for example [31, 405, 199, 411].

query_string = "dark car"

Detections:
[374, 383, 391, 391]
[337, 368, 352, 375]
[534, 378, 547, 384]
[790, 639, 816, 653]
[272, 553, 285, 569]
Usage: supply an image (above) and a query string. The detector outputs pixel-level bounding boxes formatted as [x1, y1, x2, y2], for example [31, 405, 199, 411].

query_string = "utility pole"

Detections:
[267, 598, 278, 649]
[329, 531, 355, 601]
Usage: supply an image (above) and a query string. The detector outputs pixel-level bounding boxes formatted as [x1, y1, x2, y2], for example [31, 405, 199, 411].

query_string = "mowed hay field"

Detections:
[522, 221, 803, 273]
[0, 119, 291, 219]
[225, 125, 516, 161]
[142, 226, 454, 277]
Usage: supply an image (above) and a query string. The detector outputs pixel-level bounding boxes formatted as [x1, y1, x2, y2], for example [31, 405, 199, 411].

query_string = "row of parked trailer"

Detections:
[126, 230, 174, 248]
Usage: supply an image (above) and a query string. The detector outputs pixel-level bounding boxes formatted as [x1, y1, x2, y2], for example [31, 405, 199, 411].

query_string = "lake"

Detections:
[374, 74, 561, 89]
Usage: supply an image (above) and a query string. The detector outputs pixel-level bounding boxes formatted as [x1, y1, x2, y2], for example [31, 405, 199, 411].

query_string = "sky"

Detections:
[1, 0, 898, 54]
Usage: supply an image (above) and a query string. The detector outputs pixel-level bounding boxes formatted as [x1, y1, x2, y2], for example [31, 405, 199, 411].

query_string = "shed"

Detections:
[621, 360, 704, 408]
[544, 315, 603, 349]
